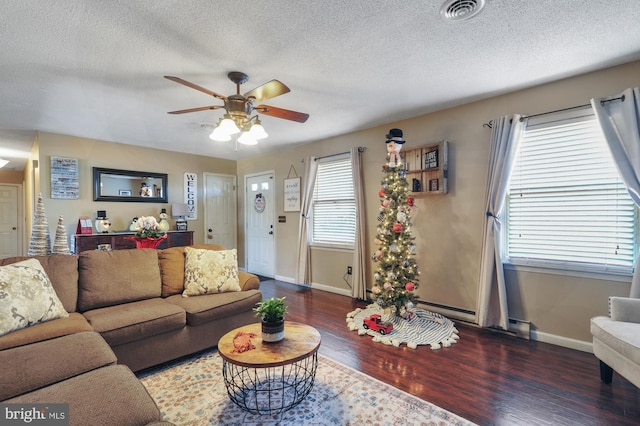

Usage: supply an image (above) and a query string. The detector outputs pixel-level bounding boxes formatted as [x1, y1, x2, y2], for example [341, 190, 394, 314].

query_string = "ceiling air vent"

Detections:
[440, 0, 485, 22]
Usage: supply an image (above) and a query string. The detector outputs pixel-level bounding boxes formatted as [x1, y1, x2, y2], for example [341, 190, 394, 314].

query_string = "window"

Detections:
[312, 153, 356, 247]
[506, 107, 637, 274]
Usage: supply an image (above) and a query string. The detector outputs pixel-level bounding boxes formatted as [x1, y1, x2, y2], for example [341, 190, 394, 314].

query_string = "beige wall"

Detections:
[34, 132, 236, 252]
[3, 60, 639, 346]
[237, 60, 640, 345]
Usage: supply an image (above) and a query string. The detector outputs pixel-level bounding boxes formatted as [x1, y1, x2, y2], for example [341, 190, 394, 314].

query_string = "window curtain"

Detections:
[477, 115, 525, 329]
[591, 87, 640, 298]
[351, 147, 367, 299]
[295, 156, 318, 285]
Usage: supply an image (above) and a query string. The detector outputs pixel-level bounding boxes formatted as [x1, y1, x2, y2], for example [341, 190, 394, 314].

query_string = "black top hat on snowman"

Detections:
[386, 128, 405, 144]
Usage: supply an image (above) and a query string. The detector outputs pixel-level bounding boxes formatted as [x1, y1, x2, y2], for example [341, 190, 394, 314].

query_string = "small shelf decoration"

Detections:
[424, 148, 439, 169]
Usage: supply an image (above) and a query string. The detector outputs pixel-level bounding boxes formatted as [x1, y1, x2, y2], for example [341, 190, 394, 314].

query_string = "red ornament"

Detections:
[407, 197, 414, 207]
[393, 223, 403, 233]
[378, 188, 386, 197]
[405, 282, 415, 292]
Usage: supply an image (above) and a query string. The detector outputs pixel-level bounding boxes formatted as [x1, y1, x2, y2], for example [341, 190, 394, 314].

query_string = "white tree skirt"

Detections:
[347, 304, 459, 350]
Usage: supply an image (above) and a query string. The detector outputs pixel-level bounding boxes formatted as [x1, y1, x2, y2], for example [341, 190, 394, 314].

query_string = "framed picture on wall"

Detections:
[284, 177, 301, 211]
[51, 156, 79, 199]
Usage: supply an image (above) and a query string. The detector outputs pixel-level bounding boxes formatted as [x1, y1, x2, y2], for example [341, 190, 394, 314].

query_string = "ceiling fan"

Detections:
[165, 71, 309, 145]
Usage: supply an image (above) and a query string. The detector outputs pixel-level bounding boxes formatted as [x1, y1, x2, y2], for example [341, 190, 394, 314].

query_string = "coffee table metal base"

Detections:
[222, 351, 318, 415]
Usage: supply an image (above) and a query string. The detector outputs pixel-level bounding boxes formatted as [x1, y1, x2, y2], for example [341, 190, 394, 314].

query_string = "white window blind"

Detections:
[312, 154, 356, 246]
[507, 108, 637, 273]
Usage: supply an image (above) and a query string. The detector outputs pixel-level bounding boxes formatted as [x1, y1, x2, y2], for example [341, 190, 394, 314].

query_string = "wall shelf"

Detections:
[402, 140, 448, 196]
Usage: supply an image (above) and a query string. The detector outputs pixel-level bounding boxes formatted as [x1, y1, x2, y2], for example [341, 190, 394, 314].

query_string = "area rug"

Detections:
[347, 304, 459, 349]
[138, 349, 475, 426]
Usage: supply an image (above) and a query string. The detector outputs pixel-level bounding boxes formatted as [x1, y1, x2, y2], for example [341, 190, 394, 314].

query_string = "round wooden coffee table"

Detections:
[218, 322, 321, 415]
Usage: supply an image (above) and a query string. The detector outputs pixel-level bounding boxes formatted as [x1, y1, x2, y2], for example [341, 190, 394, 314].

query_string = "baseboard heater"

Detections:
[416, 299, 477, 324]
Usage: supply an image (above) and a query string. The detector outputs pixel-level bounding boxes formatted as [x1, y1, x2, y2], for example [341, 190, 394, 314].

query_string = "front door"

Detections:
[245, 172, 275, 277]
[0, 185, 21, 259]
[204, 173, 237, 249]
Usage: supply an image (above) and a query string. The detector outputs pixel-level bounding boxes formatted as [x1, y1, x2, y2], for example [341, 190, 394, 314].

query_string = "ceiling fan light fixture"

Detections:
[218, 115, 240, 135]
[248, 120, 268, 140]
[0, 157, 9, 168]
[209, 125, 231, 142]
[237, 132, 258, 145]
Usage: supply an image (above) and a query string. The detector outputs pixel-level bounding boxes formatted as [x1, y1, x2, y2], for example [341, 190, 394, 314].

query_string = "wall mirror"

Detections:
[93, 167, 168, 203]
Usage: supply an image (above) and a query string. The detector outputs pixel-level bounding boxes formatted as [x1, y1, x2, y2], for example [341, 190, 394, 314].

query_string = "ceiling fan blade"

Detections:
[164, 76, 227, 101]
[256, 105, 309, 123]
[167, 105, 224, 114]
[244, 80, 290, 102]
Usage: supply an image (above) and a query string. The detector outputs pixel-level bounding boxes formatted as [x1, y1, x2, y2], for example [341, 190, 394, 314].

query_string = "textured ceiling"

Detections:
[2, 0, 640, 171]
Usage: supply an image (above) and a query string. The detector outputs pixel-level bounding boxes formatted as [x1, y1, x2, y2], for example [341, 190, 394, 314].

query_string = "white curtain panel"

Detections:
[591, 87, 640, 298]
[295, 156, 318, 285]
[351, 147, 367, 299]
[477, 115, 525, 329]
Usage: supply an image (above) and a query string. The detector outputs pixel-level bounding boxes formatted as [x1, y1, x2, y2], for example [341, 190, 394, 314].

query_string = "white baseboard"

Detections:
[531, 330, 593, 353]
[310, 282, 352, 297]
[272, 276, 352, 297]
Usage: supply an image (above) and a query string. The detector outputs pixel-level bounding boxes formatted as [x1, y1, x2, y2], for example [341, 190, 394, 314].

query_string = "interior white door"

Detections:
[245, 172, 275, 277]
[0, 185, 20, 259]
[204, 173, 237, 249]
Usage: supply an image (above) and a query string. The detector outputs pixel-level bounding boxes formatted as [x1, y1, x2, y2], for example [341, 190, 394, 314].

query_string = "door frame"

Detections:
[203, 172, 237, 248]
[0, 183, 24, 258]
[244, 170, 275, 276]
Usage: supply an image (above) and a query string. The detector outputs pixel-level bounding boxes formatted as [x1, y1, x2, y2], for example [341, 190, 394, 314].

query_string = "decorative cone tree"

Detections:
[52, 215, 71, 254]
[371, 129, 419, 317]
[28, 193, 51, 256]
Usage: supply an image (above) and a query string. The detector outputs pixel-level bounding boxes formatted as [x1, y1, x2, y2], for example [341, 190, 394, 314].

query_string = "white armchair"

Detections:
[590, 296, 640, 388]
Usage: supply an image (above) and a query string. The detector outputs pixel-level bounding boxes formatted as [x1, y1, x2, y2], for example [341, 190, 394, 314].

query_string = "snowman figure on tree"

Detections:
[386, 128, 406, 167]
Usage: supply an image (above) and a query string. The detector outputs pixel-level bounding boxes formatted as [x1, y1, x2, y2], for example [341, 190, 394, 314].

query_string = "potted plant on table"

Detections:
[125, 216, 167, 249]
[253, 296, 288, 343]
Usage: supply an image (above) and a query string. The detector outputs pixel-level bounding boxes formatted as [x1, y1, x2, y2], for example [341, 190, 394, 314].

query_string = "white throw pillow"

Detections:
[182, 248, 241, 297]
[0, 258, 69, 336]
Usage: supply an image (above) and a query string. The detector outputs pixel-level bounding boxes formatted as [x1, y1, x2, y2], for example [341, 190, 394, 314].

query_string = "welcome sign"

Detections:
[184, 173, 197, 220]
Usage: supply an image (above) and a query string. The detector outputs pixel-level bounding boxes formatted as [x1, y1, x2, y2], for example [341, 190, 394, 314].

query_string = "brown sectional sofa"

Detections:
[0, 244, 262, 425]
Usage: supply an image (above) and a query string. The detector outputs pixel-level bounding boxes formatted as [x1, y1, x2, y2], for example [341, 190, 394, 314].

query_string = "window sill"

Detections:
[504, 261, 632, 283]
[310, 243, 354, 252]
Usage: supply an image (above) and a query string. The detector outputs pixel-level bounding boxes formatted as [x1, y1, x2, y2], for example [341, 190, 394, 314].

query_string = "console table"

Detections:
[74, 231, 193, 253]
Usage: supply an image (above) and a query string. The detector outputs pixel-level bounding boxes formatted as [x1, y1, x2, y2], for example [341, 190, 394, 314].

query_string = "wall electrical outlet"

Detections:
[347, 266, 353, 275]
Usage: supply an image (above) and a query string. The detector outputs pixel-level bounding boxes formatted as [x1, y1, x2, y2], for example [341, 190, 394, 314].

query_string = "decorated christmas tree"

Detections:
[371, 129, 419, 317]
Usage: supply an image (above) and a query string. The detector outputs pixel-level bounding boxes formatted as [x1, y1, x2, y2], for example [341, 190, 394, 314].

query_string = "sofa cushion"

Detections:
[83, 298, 186, 347]
[1, 255, 79, 312]
[5, 365, 162, 425]
[166, 289, 262, 326]
[0, 312, 92, 351]
[591, 316, 640, 366]
[0, 259, 69, 337]
[182, 247, 241, 297]
[0, 331, 116, 400]
[78, 249, 162, 311]
[158, 244, 225, 297]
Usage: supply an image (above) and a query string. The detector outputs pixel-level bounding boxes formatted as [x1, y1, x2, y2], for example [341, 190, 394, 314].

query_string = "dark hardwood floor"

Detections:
[260, 279, 640, 426]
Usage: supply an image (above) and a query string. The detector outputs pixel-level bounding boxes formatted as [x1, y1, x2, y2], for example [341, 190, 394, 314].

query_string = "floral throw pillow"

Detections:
[0, 258, 69, 337]
[182, 247, 241, 297]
